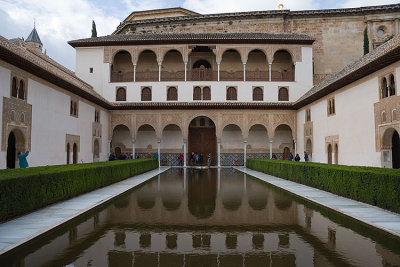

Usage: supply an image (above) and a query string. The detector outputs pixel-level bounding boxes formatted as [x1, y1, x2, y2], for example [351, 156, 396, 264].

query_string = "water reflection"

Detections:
[1, 168, 400, 267]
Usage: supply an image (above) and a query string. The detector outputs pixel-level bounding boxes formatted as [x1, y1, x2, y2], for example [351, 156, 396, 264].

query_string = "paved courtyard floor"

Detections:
[236, 167, 400, 238]
[0, 167, 170, 255]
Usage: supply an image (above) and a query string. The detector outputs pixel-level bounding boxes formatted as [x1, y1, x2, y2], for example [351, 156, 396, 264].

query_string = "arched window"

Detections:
[116, 87, 126, 101]
[382, 78, 388, 98]
[253, 87, 263, 101]
[73, 143, 78, 164]
[203, 86, 211, 100]
[193, 86, 201, 100]
[73, 102, 78, 116]
[278, 87, 289, 101]
[11, 77, 18, 97]
[393, 109, 397, 121]
[70, 101, 74, 115]
[18, 80, 25, 100]
[167, 87, 177, 101]
[389, 74, 396, 96]
[227, 87, 237, 100]
[382, 111, 387, 123]
[141, 87, 152, 101]
[67, 143, 70, 164]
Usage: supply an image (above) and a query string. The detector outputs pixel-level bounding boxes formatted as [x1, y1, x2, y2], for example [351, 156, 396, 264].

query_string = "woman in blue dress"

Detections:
[17, 151, 29, 168]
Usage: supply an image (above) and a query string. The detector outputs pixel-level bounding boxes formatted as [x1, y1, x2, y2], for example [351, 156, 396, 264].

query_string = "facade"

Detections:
[1, 4, 400, 169]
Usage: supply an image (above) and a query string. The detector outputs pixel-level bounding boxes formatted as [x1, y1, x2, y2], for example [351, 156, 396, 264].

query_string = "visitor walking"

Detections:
[207, 153, 212, 167]
[17, 151, 29, 168]
[109, 153, 115, 161]
[288, 152, 294, 161]
[295, 154, 300, 162]
[304, 151, 309, 162]
[194, 152, 199, 165]
[190, 152, 195, 165]
[178, 153, 183, 166]
[272, 154, 277, 159]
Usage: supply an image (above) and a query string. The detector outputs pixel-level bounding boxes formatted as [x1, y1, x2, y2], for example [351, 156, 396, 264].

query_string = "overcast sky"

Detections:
[0, 0, 398, 70]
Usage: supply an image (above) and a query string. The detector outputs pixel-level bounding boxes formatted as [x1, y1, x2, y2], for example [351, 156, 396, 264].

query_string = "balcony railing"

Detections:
[189, 69, 217, 81]
[110, 70, 294, 82]
[220, 71, 244, 81]
[246, 71, 268, 81]
[271, 70, 294, 82]
[110, 71, 134, 83]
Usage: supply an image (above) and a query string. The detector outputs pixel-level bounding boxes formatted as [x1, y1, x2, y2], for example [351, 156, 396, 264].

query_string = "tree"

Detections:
[91, 20, 97, 38]
[363, 27, 369, 55]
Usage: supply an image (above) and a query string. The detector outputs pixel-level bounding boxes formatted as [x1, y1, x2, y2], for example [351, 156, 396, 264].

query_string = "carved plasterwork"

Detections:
[374, 95, 400, 151]
[110, 113, 134, 139]
[325, 135, 339, 152]
[2, 97, 32, 151]
[66, 134, 80, 152]
[304, 121, 313, 153]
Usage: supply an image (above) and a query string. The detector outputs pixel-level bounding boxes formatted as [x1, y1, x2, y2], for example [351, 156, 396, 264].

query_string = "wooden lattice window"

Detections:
[11, 77, 17, 97]
[253, 87, 263, 101]
[18, 80, 25, 100]
[327, 98, 335, 116]
[278, 87, 289, 101]
[382, 77, 388, 98]
[306, 108, 311, 122]
[389, 74, 396, 96]
[193, 86, 201, 100]
[116, 87, 126, 101]
[141, 87, 152, 101]
[167, 87, 177, 101]
[203, 86, 211, 100]
[227, 87, 237, 100]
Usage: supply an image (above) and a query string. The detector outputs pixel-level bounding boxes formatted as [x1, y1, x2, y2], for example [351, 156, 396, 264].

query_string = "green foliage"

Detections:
[364, 27, 369, 55]
[385, 34, 394, 42]
[246, 159, 400, 213]
[0, 159, 158, 222]
[91, 20, 97, 38]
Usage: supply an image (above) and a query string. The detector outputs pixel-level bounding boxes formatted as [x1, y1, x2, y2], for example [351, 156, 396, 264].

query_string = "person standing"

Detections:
[295, 154, 300, 162]
[288, 152, 294, 161]
[17, 151, 29, 168]
[178, 153, 184, 166]
[207, 154, 212, 167]
[304, 151, 309, 162]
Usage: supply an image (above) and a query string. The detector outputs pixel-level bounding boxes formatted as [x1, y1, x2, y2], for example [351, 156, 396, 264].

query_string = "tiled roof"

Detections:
[294, 35, 400, 109]
[68, 32, 314, 47]
[0, 36, 112, 108]
[110, 101, 295, 110]
[114, 4, 400, 34]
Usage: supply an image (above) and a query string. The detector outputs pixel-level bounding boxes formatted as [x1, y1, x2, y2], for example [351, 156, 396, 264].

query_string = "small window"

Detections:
[327, 98, 335, 116]
[95, 110, 100, 123]
[193, 86, 201, 100]
[89, 68, 93, 73]
[167, 87, 177, 101]
[141, 87, 152, 101]
[227, 87, 237, 101]
[382, 77, 388, 98]
[253, 87, 263, 101]
[70, 99, 79, 117]
[278, 87, 289, 101]
[389, 74, 396, 96]
[11, 77, 18, 97]
[116, 87, 126, 101]
[377, 28, 385, 36]
[306, 108, 311, 122]
[18, 80, 25, 100]
[382, 111, 387, 123]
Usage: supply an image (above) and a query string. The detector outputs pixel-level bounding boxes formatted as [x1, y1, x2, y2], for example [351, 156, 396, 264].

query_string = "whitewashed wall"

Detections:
[0, 66, 10, 169]
[296, 63, 400, 167]
[0, 64, 110, 169]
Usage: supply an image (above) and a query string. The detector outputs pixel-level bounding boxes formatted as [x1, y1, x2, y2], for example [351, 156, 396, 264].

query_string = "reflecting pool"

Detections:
[1, 168, 400, 266]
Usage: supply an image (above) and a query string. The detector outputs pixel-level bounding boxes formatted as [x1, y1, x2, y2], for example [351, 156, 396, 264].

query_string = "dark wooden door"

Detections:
[189, 128, 216, 165]
[7, 132, 16, 168]
[283, 147, 290, 160]
[393, 131, 400, 169]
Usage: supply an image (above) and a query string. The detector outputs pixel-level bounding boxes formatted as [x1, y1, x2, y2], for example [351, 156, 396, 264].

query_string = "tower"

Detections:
[25, 25, 43, 52]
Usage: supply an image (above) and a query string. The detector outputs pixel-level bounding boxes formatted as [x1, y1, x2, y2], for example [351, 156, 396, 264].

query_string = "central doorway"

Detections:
[7, 132, 16, 168]
[188, 116, 217, 165]
[393, 131, 400, 169]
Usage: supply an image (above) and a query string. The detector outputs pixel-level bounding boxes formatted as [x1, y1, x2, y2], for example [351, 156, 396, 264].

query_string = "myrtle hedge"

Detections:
[246, 159, 400, 213]
[0, 159, 158, 222]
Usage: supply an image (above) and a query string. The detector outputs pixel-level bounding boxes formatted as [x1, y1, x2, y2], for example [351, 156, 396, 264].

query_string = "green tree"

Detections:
[363, 27, 369, 55]
[91, 20, 97, 38]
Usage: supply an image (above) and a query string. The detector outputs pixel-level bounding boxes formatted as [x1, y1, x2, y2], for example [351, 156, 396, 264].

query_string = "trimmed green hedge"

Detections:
[246, 159, 400, 213]
[0, 159, 158, 222]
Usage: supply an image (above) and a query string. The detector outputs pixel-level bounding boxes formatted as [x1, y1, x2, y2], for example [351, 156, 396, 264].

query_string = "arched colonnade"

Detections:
[110, 111, 297, 166]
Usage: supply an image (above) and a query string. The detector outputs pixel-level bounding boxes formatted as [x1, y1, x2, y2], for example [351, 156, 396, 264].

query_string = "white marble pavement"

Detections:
[0, 167, 170, 255]
[236, 167, 400, 238]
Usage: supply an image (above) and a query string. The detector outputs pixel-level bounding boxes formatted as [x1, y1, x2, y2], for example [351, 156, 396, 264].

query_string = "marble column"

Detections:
[183, 140, 187, 167]
[243, 140, 247, 167]
[243, 63, 246, 81]
[184, 62, 187, 81]
[133, 64, 136, 82]
[132, 141, 135, 159]
[269, 140, 273, 159]
[158, 140, 161, 167]
[268, 63, 272, 81]
[158, 63, 162, 82]
[217, 63, 220, 81]
[217, 140, 221, 167]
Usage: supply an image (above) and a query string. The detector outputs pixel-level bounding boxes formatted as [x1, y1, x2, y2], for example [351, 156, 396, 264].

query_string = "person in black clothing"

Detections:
[295, 154, 300, 161]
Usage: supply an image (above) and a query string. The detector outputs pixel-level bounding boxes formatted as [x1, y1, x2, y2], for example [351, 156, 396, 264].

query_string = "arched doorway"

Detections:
[188, 116, 216, 165]
[73, 143, 78, 164]
[93, 139, 100, 161]
[392, 131, 400, 169]
[327, 144, 333, 164]
[112, 124, 133, 159]
[283, 147, 290, 160]
[221, 124, 243, 165]
[161, 124, 183, 166]
[7, 132, 16, 168]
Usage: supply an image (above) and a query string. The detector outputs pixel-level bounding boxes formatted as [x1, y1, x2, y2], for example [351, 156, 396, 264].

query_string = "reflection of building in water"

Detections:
[107, 169, 297, 226]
